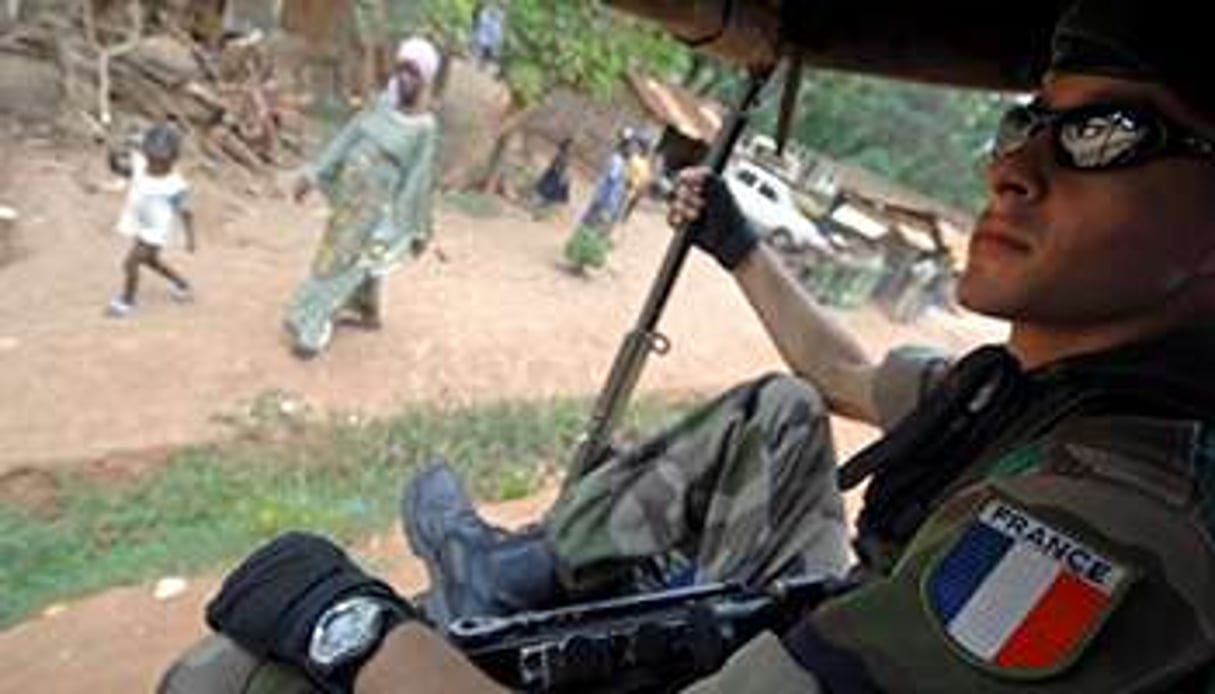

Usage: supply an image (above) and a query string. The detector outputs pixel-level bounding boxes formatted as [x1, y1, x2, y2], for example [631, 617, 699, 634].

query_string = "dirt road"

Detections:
[0, 140, 1002, 475]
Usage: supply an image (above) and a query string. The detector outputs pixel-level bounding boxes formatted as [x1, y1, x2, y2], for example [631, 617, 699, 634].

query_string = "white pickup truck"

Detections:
[725, 161, 829, 252]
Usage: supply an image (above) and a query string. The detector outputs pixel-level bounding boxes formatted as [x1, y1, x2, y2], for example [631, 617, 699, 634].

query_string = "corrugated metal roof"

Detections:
[626, 72, 724, 143]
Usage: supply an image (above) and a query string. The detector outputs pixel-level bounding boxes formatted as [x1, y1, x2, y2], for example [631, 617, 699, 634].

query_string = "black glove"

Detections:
[687, 173, 760, 271]
[206, 531, 417, 694]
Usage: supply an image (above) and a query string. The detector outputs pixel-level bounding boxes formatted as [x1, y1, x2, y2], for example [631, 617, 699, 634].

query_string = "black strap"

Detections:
[775, 54, 805, 156]
[845, 325, 1215, 560]
[838, 345, 1023, 492]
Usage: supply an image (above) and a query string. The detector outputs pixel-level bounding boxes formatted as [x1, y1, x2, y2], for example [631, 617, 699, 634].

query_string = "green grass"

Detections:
[0, 393, 689, 628]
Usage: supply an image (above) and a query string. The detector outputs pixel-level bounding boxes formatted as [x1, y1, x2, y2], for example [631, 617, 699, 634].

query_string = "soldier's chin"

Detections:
[956, 274, 1021, 320]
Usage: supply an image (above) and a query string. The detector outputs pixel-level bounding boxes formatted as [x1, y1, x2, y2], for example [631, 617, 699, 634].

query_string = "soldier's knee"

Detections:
[755, 373, 829, 426]
[157, 634, 317, 694]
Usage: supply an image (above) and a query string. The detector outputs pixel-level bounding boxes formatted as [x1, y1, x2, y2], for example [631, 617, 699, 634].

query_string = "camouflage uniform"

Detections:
[549, 373, 857, 592]
[690, 328, 1215, 693]
[692, 423, 1215, 692]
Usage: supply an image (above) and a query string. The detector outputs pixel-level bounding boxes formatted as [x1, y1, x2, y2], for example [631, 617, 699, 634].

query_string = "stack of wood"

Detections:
[0, 0, 300, 175]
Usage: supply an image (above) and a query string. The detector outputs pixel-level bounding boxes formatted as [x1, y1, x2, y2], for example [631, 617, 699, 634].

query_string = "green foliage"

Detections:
[563, 225, 611, 273]
[421, 0, 688, 107]
[502, 1, 688, 105]
[756, 72, 1015, 211]
[412, 1, 1005, 211]
[420, 0, 478, 49]
[0, 394, 690, 628]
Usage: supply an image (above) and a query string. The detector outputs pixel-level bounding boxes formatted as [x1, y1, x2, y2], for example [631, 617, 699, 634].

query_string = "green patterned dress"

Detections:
[285, 104, 438, 356]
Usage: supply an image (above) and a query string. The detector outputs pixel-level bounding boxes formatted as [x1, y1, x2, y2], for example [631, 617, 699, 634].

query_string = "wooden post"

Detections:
[0, 205, 18, 266]
[85, 0, 146, 128]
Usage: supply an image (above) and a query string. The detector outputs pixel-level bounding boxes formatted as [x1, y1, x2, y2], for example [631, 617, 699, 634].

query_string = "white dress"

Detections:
[116, 153, 188, 247]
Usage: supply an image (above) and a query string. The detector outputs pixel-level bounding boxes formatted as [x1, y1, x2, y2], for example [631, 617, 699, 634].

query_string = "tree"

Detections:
[414, 1, 1007, 209]
[420, 0, 689, 193]
[764, 72, 1013, 211]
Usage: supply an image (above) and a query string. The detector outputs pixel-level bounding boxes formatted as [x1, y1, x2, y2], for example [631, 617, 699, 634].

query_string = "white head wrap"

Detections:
[396, 37, 441, 83]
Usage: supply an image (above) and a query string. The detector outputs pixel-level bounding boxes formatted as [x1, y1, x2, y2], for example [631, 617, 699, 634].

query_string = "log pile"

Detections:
[0, 0, 301, 177]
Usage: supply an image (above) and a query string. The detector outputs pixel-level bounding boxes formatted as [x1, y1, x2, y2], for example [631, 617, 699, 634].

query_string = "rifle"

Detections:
[446, 575, 853, 693]
[565, 67, 774, 487]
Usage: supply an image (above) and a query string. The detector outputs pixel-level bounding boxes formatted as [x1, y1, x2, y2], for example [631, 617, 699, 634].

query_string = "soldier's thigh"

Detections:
[157, 634, 319, 694]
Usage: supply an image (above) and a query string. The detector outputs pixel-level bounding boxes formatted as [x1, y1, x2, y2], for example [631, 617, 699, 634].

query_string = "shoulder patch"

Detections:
[921, 498, 1134, 679]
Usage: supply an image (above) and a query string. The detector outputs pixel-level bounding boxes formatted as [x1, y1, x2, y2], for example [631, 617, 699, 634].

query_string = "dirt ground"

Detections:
[0, 134, 1006, 691]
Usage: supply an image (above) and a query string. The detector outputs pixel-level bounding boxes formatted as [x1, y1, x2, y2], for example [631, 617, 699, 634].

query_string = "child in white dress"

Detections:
[107, 124, 196, 317]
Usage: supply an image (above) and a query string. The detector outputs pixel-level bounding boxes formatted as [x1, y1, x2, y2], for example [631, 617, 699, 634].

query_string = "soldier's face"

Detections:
[959, 74, 1215, 327]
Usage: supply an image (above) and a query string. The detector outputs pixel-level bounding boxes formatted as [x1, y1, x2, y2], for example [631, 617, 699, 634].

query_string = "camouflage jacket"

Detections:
[693, 326, 1215, 693]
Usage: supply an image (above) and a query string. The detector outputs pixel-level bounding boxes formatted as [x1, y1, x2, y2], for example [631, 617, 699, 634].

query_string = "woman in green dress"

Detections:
[286, 37, 442, 358]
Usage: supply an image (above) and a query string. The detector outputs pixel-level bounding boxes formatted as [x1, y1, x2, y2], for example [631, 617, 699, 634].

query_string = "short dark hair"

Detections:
[142, 123, 182, 160]
[1052, 0, 1214, 118]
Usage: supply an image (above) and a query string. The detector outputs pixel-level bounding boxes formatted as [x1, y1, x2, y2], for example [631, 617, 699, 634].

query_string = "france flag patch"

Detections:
[925, 499, 1133, 677]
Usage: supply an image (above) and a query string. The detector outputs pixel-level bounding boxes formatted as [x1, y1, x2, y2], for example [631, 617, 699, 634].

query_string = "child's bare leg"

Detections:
[143, 244, 190, 291]
[120, 243, 147, 304]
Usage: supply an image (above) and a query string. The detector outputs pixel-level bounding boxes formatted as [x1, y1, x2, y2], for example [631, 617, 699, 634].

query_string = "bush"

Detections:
[563, 224, 609, 273]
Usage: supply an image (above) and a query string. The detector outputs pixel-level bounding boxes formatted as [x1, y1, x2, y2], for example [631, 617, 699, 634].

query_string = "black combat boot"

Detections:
[401, 460, 561, 627]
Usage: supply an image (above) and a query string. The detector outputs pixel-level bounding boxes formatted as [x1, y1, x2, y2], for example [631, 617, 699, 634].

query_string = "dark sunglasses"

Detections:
[993, 100, 1215, 170]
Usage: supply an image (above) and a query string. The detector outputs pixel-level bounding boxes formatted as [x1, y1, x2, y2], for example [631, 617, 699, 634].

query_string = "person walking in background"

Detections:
[578, 131, 630, 238]
[621, 134, 653, 224]
[562, 131, 630, 273]
[532, 137, 573, 218]
[382, 38, 436, 109]
[285, 37, 442, 359]
[106, 123, 196, 318]
[469, 1, 506, 72]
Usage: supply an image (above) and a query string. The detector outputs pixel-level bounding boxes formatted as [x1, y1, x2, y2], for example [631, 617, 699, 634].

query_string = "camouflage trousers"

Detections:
[550, 373, 852, 592]
[158, 374, 851, 693]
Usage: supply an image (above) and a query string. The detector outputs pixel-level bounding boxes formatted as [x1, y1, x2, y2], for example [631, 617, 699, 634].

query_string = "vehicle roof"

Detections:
[782, 0, 1073, 91]
[608, 0, 1075, 91]
[734, 160, 778, 175]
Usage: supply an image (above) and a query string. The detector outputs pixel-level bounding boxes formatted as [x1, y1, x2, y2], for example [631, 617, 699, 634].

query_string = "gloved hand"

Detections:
[206, 531, 417, 694]
[669, 167, 760, 271]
